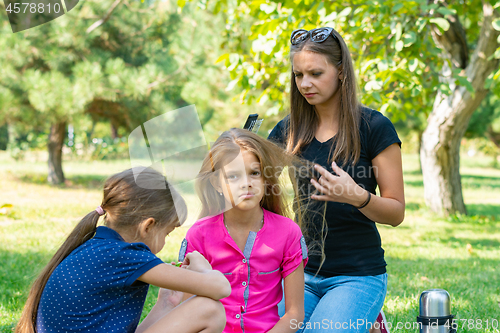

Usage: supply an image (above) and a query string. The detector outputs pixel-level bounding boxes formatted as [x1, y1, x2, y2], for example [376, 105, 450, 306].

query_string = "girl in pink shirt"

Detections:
[179, 128, 308, 333]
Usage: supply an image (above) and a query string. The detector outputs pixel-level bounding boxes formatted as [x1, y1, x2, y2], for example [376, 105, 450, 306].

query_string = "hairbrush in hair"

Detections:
[243, 114, 263, 133]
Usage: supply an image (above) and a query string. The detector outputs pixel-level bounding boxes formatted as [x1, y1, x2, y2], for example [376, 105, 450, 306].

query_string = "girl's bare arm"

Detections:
[137, 251, 231, 300]
[268, 262, 305, 333]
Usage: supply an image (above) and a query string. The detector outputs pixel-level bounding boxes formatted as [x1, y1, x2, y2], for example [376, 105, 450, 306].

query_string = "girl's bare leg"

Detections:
[136, 288, 185, 332]
[156, 288, 184, 311]
[138, 295, 226, 333]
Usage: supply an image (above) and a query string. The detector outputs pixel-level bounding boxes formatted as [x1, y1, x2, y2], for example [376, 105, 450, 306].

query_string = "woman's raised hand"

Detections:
[181, 251, 213, 273]
[310, 161, 368, 207]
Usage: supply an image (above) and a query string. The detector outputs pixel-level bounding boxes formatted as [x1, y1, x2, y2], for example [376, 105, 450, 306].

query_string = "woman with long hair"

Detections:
[269, 27, 405, 333]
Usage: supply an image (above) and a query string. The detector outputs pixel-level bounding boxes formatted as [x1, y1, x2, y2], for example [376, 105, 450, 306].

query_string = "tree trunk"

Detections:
[48, 121, 67, 184]
[421, 2, 500, 215]
[0, 123, 8, 150]
[111, 122, 119, 140]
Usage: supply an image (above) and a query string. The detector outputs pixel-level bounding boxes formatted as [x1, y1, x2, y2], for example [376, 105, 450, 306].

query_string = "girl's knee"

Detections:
[207, 298, 226, 319]
[193, 297, 226, 329]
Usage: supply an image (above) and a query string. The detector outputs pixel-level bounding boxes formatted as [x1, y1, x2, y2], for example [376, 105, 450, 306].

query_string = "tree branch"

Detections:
[146, 54, 195, 92]
[429, 0, 469, 69]
[463, 2, 499, 96]
[427, 2, 500, 148]
[86, 0, 123, 34]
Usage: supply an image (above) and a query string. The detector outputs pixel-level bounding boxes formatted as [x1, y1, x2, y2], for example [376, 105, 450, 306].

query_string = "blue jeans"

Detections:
[279, 272, 387, 333]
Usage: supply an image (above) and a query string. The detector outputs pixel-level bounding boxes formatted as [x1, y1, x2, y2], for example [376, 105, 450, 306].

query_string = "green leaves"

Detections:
[21, 69, 75, 120]
[403, 31, 417, 47]
[408, 59, 419, 72]
[429, 18, 450, 32]
[436, 7, 457, 17]
[493, 19, 500, 32]
[455, 74, 475, 96]
[337, 7, 352, 18]
[0, 0, 212, 131]
[391, 3, 404, 14]
[199, 0, 499, 126]
[365, 80, 383, 91]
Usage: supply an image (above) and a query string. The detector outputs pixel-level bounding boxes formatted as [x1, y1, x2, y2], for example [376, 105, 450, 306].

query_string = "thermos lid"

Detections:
[419, 289, 451, 317]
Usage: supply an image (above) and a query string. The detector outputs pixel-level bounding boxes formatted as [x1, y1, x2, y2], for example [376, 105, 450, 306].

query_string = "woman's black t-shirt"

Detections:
[268, 107, 401, 277]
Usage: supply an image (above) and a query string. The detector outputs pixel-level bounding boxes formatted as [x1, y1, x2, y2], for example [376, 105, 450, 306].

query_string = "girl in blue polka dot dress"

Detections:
[16, 167, 231, 333]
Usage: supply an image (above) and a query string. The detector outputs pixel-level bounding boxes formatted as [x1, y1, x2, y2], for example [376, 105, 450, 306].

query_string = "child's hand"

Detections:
[182, 251, 212, 272]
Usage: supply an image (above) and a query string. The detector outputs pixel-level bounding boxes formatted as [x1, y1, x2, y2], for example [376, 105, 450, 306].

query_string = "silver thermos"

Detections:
[417, 289, 456, 333]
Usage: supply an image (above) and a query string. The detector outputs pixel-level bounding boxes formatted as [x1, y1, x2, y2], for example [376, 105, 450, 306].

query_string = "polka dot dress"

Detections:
[36, 226, 163, 332]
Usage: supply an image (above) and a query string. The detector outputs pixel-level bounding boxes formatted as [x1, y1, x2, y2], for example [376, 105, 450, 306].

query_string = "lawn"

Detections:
[0, 151, 499, 332]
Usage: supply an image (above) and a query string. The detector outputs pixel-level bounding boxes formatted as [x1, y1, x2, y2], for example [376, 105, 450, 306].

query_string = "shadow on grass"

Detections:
[442, 236, 500, 248]
[403, 169, 423, 176]
[1, 252, 499, 332]
[17, 173, 107, 189]
[406, 202, 423, 211]
[0, 249, 51, 331]
[0, 247, 180, 331]
[15, 172, 198, 194]
[0, 324, 15, 333]
[462, 174, 500, 190]
[403, 172, 500, 190]
[404, 180, 424, 187]
[411, 222, 500, 241]
[385, 256, 500, 326]
[445, 213, 500, 226]
[386, 256, 500, 291]
[467, 204, 500, 217]
[66, 175, 107, 188]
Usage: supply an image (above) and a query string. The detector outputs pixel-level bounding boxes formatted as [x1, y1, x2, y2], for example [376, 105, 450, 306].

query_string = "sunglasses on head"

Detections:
[290, 27, 339, 45]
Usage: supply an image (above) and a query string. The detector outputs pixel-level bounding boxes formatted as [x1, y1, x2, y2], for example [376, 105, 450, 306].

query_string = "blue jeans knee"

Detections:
[279, 272, 387, 333]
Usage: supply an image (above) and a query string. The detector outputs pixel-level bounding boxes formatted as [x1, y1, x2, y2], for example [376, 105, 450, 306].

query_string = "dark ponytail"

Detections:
[15, 211, 101, 333]
[15, 167, 186, 333]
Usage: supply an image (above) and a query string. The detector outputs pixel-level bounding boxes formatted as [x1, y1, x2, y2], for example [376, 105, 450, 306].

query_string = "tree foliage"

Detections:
[0, 0, 257, 180]
[199, 0, 500, 122]
[0, 0, 188, 131]
[194, 0, 500, 215]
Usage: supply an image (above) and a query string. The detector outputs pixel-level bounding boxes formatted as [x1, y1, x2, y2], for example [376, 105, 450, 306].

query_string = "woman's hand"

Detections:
[310, 161, 368, 207]
[181, 251, 213, 273]
[310, 144, 405, 226]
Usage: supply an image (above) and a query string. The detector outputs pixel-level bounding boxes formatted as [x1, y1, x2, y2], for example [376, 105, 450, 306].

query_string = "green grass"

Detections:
[0, 151, 499, 332]
[379, 154, 500, 332]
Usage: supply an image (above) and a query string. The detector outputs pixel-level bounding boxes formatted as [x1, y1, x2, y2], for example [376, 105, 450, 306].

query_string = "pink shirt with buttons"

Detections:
[179, 208, 308, 333]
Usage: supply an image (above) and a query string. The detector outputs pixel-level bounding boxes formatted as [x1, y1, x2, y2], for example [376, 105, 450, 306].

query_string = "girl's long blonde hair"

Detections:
[15, 167, 187, 333]
[195, 128, 324, 259]
[196, 128, 293, 218]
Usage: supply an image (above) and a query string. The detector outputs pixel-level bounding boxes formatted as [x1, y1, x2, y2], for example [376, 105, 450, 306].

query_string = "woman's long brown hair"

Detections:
[288, 28, 362, 167]
[15, 167, 187, 333]
[286, 28, 363, 273]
